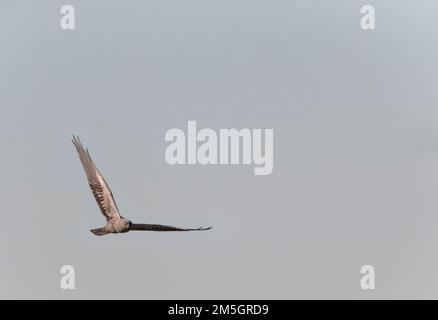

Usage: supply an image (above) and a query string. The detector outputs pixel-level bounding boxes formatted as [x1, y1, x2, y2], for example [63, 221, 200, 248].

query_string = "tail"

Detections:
[90, 227, 109, 236]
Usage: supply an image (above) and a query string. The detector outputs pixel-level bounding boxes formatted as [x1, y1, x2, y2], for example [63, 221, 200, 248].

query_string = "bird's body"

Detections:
[91, 218, 130, 236]
[72, 136, 212, 236]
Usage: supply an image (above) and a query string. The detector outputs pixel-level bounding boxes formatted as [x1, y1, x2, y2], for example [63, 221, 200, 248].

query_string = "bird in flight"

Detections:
[72, 135, 212, 236]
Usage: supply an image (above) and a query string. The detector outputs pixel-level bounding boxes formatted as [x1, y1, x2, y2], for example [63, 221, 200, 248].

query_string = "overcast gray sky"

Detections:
[1, 0, 438, 299]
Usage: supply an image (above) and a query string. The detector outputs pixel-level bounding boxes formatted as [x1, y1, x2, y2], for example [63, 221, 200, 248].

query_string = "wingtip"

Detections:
[71, 135, 85, 150]
[72, 134, 79, 145]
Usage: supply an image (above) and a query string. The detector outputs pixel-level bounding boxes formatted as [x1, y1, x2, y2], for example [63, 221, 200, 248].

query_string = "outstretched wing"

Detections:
[130, 224, 212, 232]
[72, 135, 121, 221]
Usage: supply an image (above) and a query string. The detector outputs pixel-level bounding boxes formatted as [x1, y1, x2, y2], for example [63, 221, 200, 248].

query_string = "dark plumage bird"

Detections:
[72, 136, 212, 236]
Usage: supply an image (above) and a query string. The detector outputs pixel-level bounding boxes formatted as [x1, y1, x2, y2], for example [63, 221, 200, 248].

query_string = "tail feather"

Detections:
[90, 227, 109, 236]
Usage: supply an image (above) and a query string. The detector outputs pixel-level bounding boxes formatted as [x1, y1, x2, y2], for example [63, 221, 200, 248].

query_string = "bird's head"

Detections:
[123, 219, 131, 228]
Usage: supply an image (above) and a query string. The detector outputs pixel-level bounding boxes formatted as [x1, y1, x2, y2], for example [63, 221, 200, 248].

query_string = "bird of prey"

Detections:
[72, 136, 212, 236]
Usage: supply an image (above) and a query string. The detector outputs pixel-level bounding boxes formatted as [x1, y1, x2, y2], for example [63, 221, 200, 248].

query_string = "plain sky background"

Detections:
[1, 0, 438, 299]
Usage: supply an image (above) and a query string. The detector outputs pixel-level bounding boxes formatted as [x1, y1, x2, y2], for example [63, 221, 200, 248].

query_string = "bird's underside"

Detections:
[72, 135, 212, 236]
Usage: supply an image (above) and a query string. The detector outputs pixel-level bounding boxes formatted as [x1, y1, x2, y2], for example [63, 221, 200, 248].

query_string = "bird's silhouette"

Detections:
[72, 136, 212, 236]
